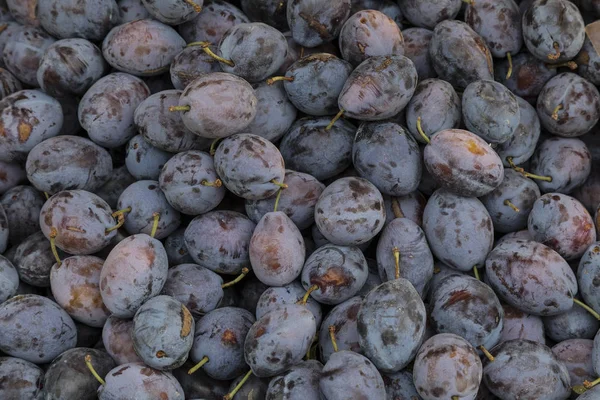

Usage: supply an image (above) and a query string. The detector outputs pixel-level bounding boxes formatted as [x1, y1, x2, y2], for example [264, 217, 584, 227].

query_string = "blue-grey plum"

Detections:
[50, 255, 110, 327]
[170, 46, 222, 90]
[0, 89, 63, 163]
[424, 129, 504, 197]
[244, 304, 316, 377]
[544, 302, 599, 342]
[499, 304, 545, 345]
[184, 210, 255, 275]
[117, 180, 181, 239]
[279, 117, 356, 181]
[398, 0, 461, 29]
[2, 26, 55, 86]
[125, 135, 171, 181]
[462, 80, 520, 144]
[38, 0, 119, 41]
[430, 274, 503, 351]
[134, 89, 209, 153]
[214, 133, 285, 200]
[350, 0, 403, 27]
[240, 0, 287, 30]
[245, 81, 297, 143]
[266, 359, 322, 400]
[301, 243, 368, 305]
[0, 356, 44, 399]
[376, 218, 434, 297]
[132, 295, 194, 370]
[256, 281, 322, 328]
[178, 0, 249, 45]
[117, 0, 150, 23]
[552, 340, 595, 398]
[37, 38, 108, 97]
[496, 96, 541, 167]
[577, 36, 600, 86]
[528, 193, 595, 260]
[287, 0, 351, 47]
[483, 339, 571, 400]
[522, 0, 584, 63]
[280, 53, 353, 116]
[26, 135, 113, 195]
[102, 315, 143, 365]
[13, 231, 65, 288]
[480, 168, 541, 233]
[217, 22, 288, 82]
[5, 0, 39, 26]
[189, 306, 254, 380]
[0, 160, 25, 195]
[100, 234, 169, 318]
[78, 73, 150, 148]
[423, 189, 494, 271]
[44, 347, 115, 400]
[315, 177, 385, 246]
[0, 294, 77, 363]
[159, 150, 225, 215]
[40, 190, 117, 255]
[529, 137, 592, 194]
[97, 363, 184, 399]
[406, 78, 461, 144]
[413, 333, 482, 400]
[485, 239, 577, 316]
[102, 19, 186, 76]
[382, 190, 427, 228]
[318, 296, 361, 363]
[249, 211, 305, 286]
[320, 350, 386, 399]
[429, 20, 494, 90]
[141, 0, 201, 25]
[358, 279, 426, 372]
[0, 255, 18, 303]
[382, 370, 420, 400]
[353, 121, 422, 196]
[339, 10, 404, 67]
[402, 27, 436, 79]
[578, 242, 600, 316]
[161, 263, 223, 318]
[245, 170, 325, 230]
[176, 73, 257, 139]
[338, 55, 418, 121]
[537, 73, 600, 137]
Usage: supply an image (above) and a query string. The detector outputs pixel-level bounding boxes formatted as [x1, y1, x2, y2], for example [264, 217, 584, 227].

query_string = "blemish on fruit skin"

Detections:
[466, 140, 485, 155]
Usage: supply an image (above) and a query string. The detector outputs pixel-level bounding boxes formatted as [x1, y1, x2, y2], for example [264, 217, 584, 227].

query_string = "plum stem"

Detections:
[479, 345, 494, 361]
[168, 105, 191, 112]
[473, 266, 480, 280]
[503, 199, 520, 213]
[44, 192, 49, 200]
[299, 285, 318, 305]
[150, 212, 160, 238]
[224, 369, 253, 400]
[546, 61, 578, 70]
[49, 227, 62, 267]
[416, 117, 430, 144]
[573, 385, 588, 394]
[392, 247, 401, 279]
[452, 397, 460, 400]
[433, 265, 441, 274]
[462, 0, 474, 4]
[270, 179, 288, 189]
[183, 0, 202, 13]
[221, 267, 250, 289]
[548, 42, 561, 60]
[391, 197, 404, 218]
[584, 376, 600, 389]
[551, 104, 563, 121]
[187, 41, 235, 67]
[329, 325, 339, 352]
[325, 109, 345, 131]
[506, 52, 513, 79]
[273, 187, 284, 213]
[305, 336, 318, 359]
[506, 156, 553, 182]
[85, 355, 106, 386]
[112, 207, 132, 217]
[201, 179, 222, 187]
[188, 356, 209, 374]
[105, 213, 125, 234]
[209, 138, 221, 156]
[266, 76, 294, 85]
[0, 24, 7, 34]
[573, 298, 600, 320]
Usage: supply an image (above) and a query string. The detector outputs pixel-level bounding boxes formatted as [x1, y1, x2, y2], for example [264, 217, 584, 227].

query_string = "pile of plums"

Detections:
[2, 0, 600, 399]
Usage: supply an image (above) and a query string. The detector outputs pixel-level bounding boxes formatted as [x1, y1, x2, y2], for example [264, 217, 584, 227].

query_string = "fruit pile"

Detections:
[2, 0, 600, 399]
